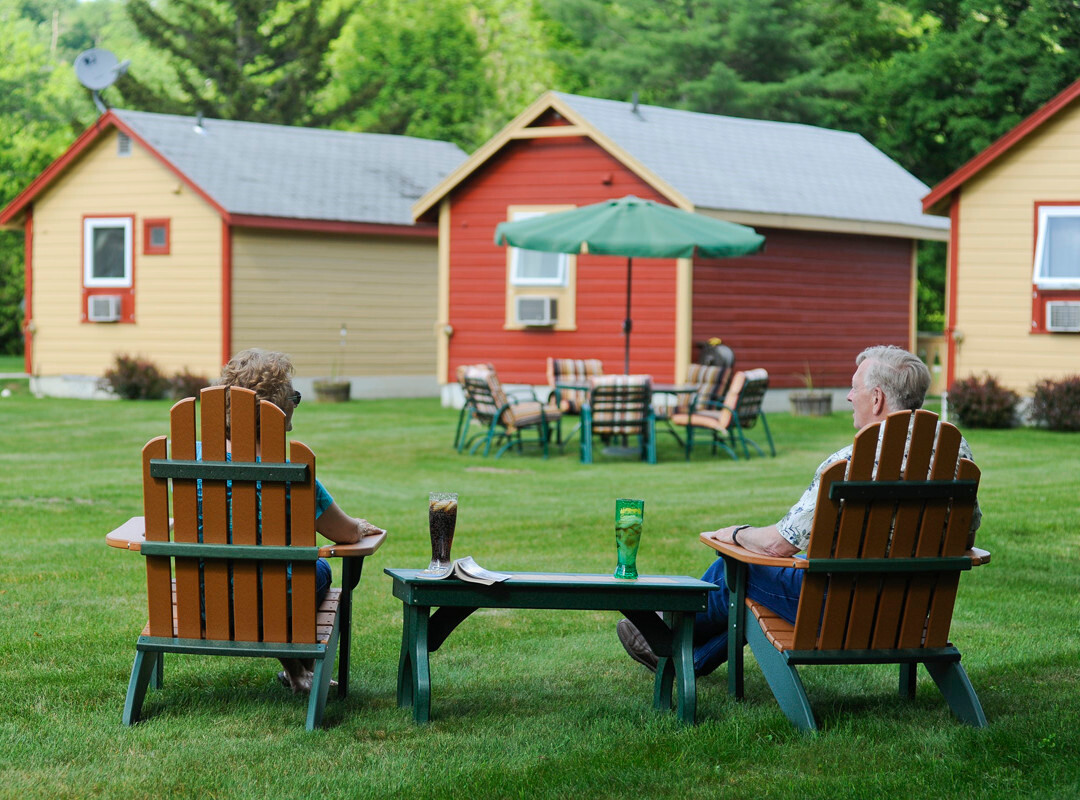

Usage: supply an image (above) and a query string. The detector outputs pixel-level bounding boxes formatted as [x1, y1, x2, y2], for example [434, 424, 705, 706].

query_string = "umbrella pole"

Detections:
[623, 257, 632, 374]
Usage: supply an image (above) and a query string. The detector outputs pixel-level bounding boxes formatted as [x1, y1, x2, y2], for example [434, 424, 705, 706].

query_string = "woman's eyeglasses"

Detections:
[289, 391, 302, 406]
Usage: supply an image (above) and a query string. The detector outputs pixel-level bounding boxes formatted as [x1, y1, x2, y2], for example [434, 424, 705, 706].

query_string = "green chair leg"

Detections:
[925, 659, 987, 727]
[899, 662, 917, 699]
[305, 624, 340, 731]
[123, 648, 160, 725]
[746, 622, 817, 732]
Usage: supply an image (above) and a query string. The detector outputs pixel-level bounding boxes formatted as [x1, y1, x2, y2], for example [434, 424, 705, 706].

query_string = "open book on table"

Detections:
[416, 556, 510, 585]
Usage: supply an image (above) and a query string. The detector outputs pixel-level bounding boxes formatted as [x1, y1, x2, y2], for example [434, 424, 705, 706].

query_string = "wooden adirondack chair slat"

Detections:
[170, 398, 202, 640]
[289, 443, 317, 644]
[142, 436, 173, 638]
[260, 401, 290, 643]
[200, 385, 231, 640]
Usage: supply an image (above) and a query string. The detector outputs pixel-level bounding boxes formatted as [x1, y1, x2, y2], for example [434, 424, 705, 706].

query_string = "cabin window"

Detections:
[143, 218, 171, 255]
[504, 205, 577, 331]
[509, 211, 568, 286]
[1033, 205, 1080, 288]
[84, 217, 133, 287]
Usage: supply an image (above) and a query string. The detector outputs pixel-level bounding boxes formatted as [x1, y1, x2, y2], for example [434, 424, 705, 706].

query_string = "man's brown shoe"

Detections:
[617, 618, 658, 673]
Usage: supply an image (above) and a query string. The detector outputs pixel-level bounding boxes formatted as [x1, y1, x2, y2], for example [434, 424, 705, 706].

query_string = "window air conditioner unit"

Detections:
[1046, 301, 1080, 332]
[515, 296, 557, 326]
[88, 294, 123, 322]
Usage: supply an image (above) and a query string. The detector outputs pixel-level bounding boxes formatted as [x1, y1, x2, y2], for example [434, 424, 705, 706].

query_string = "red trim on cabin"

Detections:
[143, 218, 171, 255]
[80, 213, 136, 324]
[226, 214, 437, 238]
[923, 76, 1080, 214]
[946, 196, 960, 388]
[23, 212, 32, 374]
[222, 221, 232, 364]
[1029, 200, 1080, 333]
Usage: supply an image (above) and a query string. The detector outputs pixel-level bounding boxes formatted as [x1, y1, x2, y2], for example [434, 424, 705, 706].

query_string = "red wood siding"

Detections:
[447, 136, 679, 384]
[692, 228, 913, 389]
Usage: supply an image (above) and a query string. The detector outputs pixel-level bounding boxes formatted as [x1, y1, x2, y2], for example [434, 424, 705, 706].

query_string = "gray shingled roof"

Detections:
[114, 110, 467, 225]
[555, 93, 947, 232]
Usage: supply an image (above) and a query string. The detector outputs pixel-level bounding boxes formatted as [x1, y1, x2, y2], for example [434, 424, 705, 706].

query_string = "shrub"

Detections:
[1031, 375, 1080, 431]
[100, 354, 170, 400]
[947, 373, 1019, 428]
[171, 368, 211, 400]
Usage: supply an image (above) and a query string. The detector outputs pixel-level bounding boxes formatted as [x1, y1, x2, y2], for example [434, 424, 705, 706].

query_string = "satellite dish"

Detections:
[74, 49, 130, 113]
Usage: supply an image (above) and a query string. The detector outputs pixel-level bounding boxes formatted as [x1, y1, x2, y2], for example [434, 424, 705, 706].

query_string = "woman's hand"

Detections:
[356, 518, 386, 538]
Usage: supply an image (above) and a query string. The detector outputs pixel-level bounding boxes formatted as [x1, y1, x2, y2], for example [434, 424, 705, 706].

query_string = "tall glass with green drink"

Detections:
[614, 499, 644, 579]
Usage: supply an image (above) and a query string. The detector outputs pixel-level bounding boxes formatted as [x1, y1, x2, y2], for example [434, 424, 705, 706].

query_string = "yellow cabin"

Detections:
[923, 78, 1080, 395]
[0, 111, 466, 398]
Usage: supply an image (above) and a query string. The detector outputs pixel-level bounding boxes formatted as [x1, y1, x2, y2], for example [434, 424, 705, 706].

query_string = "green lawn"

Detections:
[0, 353, 25, 374]
[1, 396, 1077, 799]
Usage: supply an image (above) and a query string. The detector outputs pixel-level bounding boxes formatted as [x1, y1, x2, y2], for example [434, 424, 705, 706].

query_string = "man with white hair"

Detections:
[617, 344, 981, 676]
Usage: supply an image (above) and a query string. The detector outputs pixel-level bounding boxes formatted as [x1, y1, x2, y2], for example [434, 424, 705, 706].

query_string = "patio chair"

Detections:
[453, 362, 494, 450]
[546, 358, 604, 444]
[580, 375, 656, 464]
[115, 386, 385, 730]
[672, 368, 775, 460]
[654, 363, 725, 442]
[459, 365, 562, 458]
[701, 409, 990, 732]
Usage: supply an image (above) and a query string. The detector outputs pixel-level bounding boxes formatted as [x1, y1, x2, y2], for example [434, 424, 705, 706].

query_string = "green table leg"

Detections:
[672, 611, 697, 725]
[407, 605, 431, 723]
[397, 602, 416, 709]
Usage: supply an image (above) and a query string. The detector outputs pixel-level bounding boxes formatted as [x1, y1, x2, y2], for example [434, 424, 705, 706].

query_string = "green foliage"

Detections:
[170, 367, 212, 400]
[948, 373, 1020, 429]
[322, 0, 495, 148]
[100, 353, 171, 399]
[917, 240, 946, 332]
[119, 0, 356, 125]
[1030, 375, 1080, 432]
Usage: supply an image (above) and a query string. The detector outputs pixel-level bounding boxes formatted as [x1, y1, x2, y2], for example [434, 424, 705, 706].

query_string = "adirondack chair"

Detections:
[672, 368, 775, 460]
[580, 375, 657, 464]
[111, 386, 385, 730]
[701, 409, 990, 731]
[458, 365, 561, 458]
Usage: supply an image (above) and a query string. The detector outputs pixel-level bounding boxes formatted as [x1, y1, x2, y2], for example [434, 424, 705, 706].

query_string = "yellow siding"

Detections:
[231, 229, 437, 377]
[29, 131, 222, 378]
[954, 103, 1080, 393]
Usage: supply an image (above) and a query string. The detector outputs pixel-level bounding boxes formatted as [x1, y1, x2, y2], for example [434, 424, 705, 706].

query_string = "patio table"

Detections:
[385, 568, 717, 724]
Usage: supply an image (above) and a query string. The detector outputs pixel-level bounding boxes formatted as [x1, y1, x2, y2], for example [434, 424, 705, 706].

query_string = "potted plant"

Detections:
[789, 362, 832, 417]
[313, 323, 352, 402]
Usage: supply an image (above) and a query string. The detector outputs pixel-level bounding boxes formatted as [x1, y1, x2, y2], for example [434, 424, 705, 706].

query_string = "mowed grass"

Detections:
[0, 395, 1077, 799]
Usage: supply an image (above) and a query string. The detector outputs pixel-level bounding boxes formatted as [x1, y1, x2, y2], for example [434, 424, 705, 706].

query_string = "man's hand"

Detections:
[701, 525, 750, 545]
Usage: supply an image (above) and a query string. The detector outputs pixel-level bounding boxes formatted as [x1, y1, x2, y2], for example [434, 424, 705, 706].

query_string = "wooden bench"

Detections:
[385, 569, 717, 724]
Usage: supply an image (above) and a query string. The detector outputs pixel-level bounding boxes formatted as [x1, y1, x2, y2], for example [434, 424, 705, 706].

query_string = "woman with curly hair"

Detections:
[215, 348, 386, 693]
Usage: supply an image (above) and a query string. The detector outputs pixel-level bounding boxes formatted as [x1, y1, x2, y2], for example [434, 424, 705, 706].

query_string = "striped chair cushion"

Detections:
[547, 358, 604, 413]
[588, 374, 651, 435]
[671, 370, 746, 431]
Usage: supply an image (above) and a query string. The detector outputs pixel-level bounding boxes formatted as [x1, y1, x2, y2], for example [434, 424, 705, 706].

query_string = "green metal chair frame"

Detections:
[579, 375, 657, 464]
[676, 368, 775, 460]
[703, 410, 990, 732]
[458, 368, 560, 458]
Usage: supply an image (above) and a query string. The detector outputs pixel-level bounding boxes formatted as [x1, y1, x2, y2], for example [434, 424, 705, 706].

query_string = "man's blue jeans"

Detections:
[693, 556, 805, 676]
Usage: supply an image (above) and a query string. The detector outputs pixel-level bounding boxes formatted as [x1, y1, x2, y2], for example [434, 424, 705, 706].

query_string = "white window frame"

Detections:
[509, 210, 568, 287]
[84, 217, 133, 288]
[1032, 205, 1080, 289]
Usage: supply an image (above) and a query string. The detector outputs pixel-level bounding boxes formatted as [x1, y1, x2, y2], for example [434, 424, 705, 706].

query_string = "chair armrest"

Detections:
[699, 533, 808, 569]
[319, 530, 387, 558]
[966, 547, 991, 566]
[106, 516, 149, 550]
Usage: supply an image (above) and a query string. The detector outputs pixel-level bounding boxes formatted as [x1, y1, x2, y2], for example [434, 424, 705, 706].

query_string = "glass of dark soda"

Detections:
[424, 492, 458, 573]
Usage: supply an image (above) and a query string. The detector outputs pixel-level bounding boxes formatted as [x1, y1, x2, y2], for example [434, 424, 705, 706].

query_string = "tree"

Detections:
[119, 0, 357, 125]
[321, 0, 495, 148]
[0, 0, 96, 355]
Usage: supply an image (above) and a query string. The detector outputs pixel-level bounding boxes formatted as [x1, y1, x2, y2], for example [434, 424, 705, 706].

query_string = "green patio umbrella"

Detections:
[494, 195, 765, 373]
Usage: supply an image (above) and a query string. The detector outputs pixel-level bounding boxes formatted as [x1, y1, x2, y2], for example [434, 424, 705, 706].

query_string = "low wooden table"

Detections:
[107, 517, 386, 698]
[385, 568, 717, 724]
